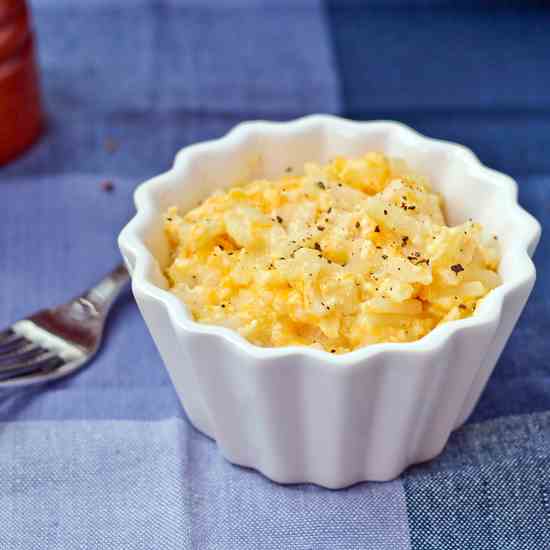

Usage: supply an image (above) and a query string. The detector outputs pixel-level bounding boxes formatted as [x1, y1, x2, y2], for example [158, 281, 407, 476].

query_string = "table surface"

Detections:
[1, 1, 549, 548]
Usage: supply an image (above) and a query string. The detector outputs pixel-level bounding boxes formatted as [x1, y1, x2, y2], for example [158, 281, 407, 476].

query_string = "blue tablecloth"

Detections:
[1, 1, 549, 548]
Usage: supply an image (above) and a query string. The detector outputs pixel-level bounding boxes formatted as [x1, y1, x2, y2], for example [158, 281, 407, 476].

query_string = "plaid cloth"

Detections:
[1, 1, 549, 547]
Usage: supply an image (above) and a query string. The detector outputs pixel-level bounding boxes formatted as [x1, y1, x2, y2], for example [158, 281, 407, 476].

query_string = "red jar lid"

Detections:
[0, 0, 43, 166]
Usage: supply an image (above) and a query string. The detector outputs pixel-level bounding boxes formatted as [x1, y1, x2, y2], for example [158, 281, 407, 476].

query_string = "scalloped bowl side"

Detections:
[119, 115, 540, 486]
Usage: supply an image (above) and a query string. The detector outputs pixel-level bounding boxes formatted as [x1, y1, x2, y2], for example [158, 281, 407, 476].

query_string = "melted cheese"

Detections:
[164, 153, 501, 354]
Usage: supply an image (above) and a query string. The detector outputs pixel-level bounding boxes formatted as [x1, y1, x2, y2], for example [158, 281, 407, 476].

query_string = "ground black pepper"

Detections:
[104, 138, 118, 153]
[100, 180, 114, 192]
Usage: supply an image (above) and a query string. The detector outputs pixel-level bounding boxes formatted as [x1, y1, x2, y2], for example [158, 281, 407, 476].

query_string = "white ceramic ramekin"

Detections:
[118, 115, 540, 488]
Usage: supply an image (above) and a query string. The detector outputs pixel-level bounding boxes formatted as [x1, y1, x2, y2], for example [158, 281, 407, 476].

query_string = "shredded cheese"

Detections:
[164, 153, 501, 354]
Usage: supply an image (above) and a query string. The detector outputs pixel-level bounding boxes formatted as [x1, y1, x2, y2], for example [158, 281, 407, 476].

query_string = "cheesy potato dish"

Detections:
[164, 153, 501, 354]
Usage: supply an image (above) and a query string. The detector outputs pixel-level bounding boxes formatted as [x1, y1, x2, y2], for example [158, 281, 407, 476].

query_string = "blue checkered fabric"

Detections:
[1, 1, 549, 548]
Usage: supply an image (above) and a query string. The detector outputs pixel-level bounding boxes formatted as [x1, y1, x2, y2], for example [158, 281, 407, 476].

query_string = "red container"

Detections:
[0, 0, 43, 166]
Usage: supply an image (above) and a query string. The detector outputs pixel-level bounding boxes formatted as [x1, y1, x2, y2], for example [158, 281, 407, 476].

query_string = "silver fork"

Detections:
[0, 264, 130, 387]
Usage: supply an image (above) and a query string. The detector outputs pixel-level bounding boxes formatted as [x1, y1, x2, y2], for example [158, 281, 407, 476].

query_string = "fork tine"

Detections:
[0, 344, 48, 365]
[0, 334, 28, 355]
[0, 350, 58, 373]
[0, 328, 15, 342]
[0, 353, 65, 381]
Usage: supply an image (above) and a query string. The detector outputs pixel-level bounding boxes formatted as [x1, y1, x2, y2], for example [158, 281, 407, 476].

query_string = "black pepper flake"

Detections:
[219, 245, 225, 250]
[338, 183, 342, 187]
[459, 304, 467, 310]
[383, 209, 388, 215]
[100, 180, 114, 192]
[166, 217, 173, 221]
[276, 216, 283, 224]
[314, 242, 322, 251]
[221, 304, 226, 308]
[408, 205, 416, 210]
[355, 221, 361, 229]
[317, 226, 325, 231]
[285, 166, 293, 173]
[451, 263, 464, 274]
[331, 349, 336, 353]
[374, 225, 380, 233]
[317, 181, 326, 190]
[104, 138, 118, 153]
[401, 236, 409, 247]
[280, 257, 285, 260]
[327, 207, 332, 214]
[414, 251, 420, 257]
[328, 260, 332, 264]
[493, 235, 498, 240]
[381, 254, 388, 260]
[228, 252, 233, 256]
[376, 246, 382, 250]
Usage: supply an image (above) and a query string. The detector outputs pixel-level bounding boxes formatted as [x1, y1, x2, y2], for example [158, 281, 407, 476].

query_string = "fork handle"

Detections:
[82, 263, 130, 315]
